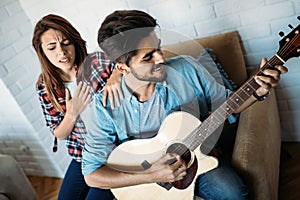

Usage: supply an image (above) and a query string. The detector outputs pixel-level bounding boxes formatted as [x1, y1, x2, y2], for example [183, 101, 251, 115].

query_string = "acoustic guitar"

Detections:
[107, 18, 300, 200]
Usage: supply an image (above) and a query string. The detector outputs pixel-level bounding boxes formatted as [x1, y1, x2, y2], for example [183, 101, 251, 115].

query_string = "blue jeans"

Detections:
[195, 155, 248, 200]
[58, 159, 115, 200]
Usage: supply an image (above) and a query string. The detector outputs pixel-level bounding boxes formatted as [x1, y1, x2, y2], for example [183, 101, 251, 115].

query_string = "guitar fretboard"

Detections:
[183, 55, 284, 151]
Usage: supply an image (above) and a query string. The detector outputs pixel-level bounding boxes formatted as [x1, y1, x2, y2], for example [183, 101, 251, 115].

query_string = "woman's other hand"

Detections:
[65, 81, 91, 120]
[102, 70, 124, 109]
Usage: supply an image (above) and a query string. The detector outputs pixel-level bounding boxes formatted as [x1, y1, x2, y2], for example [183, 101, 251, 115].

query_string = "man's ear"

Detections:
[116, 63, 130, 75]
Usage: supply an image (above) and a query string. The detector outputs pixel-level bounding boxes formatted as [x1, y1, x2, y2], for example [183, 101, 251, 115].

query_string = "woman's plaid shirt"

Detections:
[36, 52, 114, 162]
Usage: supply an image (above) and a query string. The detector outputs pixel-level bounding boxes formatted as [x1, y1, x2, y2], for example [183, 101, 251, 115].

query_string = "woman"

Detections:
[32, 14, 119, 200]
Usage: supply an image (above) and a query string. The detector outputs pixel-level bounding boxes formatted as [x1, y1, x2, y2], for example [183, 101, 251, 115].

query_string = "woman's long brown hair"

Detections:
[32, 14, 87, 113]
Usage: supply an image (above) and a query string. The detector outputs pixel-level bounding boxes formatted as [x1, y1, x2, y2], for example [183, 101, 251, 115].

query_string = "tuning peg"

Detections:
[279, 31, 285, 37]
[288, 24, 294, 29]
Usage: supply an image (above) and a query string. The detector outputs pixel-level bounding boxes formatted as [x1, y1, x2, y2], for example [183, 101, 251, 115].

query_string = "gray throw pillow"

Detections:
[197, 48, 237, 91]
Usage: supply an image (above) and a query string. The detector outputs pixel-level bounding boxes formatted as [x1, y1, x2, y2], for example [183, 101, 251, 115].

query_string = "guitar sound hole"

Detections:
[166, 143, 191, 165]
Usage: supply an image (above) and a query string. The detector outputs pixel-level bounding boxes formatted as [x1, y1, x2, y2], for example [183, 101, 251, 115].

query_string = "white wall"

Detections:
[0, 0, 299, 177]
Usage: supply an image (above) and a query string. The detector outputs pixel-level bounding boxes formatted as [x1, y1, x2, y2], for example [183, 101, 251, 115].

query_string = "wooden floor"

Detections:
[27, 176, 62, 200]
[27, 142, 300, 200]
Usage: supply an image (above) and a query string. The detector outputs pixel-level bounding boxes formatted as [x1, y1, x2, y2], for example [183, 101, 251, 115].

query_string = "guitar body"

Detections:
[107, 111, 218, 200]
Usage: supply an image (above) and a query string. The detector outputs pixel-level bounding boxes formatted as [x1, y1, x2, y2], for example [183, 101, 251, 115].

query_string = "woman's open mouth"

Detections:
[59, 57, 70, 63]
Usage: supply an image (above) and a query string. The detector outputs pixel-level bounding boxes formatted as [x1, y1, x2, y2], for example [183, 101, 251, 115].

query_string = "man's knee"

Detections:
[195, 170, 248, 200]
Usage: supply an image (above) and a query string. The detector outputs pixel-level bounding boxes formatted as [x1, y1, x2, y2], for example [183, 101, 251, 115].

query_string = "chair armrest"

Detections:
[0, 155, 37, 200]
[231, 88, 281, 200]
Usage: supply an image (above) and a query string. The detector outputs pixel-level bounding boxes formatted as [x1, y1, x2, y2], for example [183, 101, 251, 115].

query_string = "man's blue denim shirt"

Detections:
[82, 55, 235, 175]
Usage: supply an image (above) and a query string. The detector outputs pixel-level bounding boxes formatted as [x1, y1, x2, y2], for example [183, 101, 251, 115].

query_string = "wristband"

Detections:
[253, 91, 270, 101]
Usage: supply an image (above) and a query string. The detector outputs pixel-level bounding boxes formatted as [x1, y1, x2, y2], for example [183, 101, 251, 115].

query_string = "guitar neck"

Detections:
[185, 55, 284, 151]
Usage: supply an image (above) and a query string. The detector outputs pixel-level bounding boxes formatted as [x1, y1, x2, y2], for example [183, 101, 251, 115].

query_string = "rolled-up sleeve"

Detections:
[36, 80, 63, 134]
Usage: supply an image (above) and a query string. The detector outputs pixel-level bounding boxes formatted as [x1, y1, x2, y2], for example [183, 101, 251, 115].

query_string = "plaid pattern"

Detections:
[36, 51, 114, 162]
[85, 51, 115, 96]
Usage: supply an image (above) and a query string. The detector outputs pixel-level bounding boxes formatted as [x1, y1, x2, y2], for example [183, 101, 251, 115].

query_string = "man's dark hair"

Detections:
[97, 10, 158, 64]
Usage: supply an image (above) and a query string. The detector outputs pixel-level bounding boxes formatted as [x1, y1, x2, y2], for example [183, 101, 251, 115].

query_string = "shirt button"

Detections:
[134, 109, 138, 113]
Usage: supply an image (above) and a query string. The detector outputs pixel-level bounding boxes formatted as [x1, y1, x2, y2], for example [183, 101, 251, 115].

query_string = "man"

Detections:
[82, 10, 287, 199]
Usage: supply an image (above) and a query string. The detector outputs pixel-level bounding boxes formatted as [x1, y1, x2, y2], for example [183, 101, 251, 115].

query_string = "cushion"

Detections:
[196, 48, 237, 91]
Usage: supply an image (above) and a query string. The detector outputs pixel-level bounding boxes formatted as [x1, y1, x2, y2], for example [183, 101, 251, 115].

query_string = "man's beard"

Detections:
[131, 64, 167, 82]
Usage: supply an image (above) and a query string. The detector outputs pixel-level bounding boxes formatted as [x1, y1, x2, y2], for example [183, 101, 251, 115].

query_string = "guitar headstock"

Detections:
[277, 16, 300, 62]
